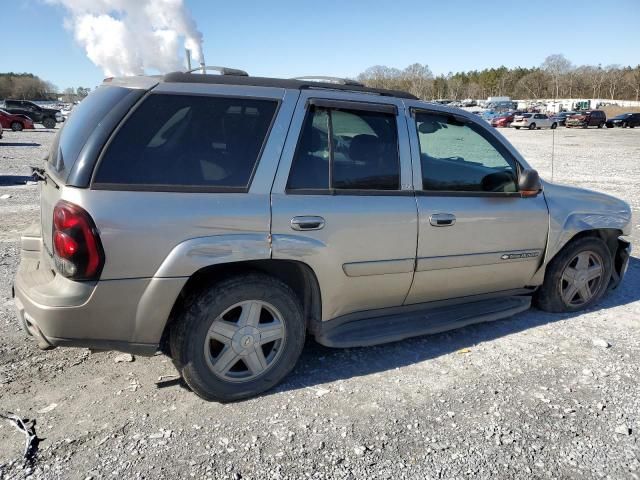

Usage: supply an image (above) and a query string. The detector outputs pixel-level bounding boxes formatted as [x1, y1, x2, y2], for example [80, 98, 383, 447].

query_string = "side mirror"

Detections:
[519, 168, 542, 197]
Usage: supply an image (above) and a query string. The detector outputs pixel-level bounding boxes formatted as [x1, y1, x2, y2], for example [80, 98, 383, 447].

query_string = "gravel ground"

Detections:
[0, 126, 638, 480]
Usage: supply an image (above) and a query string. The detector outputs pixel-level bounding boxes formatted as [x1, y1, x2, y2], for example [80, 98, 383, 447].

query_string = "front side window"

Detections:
[94, 94, 278, 189]
[415, 112, 517, 193]
[287, 106, 400, 191]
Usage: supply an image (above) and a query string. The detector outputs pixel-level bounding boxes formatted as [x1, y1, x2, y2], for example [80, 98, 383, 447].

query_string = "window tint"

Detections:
[415, 113, 517, 193]
[95, 94, 278, 189]
[287, 106, 400, 191]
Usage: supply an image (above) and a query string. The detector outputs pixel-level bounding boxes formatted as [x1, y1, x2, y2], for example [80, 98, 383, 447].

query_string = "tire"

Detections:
[170, 273, 306, 402]
[514, 126, 521, 130]
[606, 123, 613, 128]
[10, 121, 23, 132]
[528, 123, 536, 130]
[42, 117, 56, 129]
[622, 122, 628, 128]
[550, 122, 557, 129]
[535, 237, 612, 313]
[597, 122, 604, 129]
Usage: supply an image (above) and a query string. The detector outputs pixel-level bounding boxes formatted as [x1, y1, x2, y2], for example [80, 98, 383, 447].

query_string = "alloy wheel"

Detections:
[204, 300, 286, 383]
[559, 250, 604, 307]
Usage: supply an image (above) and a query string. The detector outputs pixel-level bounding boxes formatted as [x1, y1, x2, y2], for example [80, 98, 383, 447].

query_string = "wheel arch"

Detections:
[158, 259, 322, 355]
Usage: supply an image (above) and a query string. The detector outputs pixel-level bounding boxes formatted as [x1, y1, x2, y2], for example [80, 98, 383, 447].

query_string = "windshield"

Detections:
[614, 114, 632, 119]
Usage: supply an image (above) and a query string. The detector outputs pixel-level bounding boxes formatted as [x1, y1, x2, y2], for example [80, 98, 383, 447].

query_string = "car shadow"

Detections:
[0, 175, 35, 186]
[0, 142, 41, 147]
[270, 255, 640, 397]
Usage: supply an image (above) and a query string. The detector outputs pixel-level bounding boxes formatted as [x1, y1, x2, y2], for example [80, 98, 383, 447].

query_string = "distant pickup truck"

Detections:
[3, 99, 62, 129]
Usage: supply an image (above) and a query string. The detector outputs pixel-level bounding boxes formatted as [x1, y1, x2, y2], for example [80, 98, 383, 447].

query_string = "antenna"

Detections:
[551, 123, 556, 182]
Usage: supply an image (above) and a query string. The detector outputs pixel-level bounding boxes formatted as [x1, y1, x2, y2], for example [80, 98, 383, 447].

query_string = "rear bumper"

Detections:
[13, 225, 185, 356]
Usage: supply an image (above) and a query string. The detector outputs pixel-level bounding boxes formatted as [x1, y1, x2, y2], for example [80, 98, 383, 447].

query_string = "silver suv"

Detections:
[13, 68, 632, 401]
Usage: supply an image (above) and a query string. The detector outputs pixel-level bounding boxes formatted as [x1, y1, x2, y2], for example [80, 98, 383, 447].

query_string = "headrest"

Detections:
[349, 134, 379, 162]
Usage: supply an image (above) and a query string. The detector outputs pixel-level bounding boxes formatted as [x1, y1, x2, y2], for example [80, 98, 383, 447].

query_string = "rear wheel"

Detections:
[535, 237, 612, 313]
[528, 123, 536, 130]
[598, 122, 605, 129]
[514, 126, 521, 130]
[10, 121, 23, 132]
[170, 273, 306, 402]
[550, 122, 557, 129]
[622, 122, 628, 128]
[42, 117, 56, 129]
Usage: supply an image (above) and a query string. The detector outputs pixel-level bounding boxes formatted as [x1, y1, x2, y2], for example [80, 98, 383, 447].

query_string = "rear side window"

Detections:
[49, 85, 133, 179]
[94, 94, 278, 190]
[287, 106, 400, 191]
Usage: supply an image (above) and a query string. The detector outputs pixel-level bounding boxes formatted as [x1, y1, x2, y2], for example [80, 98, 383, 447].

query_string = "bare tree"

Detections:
[624, 66, 640, 101]
[542, 54, 572, 99]
[605, 65, 625, 100]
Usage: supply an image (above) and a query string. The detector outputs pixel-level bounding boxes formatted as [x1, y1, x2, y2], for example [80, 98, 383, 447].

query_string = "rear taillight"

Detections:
[52, 200, 105, 280]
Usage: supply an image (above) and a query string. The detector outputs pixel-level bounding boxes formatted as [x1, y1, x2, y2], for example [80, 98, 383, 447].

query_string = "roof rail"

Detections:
[186, 66, 249, 76]
[291, 76, 364, 87]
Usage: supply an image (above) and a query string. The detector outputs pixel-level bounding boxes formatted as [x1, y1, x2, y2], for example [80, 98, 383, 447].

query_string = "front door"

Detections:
[270, 92, 417, 320]
[405, 108, 549, 304]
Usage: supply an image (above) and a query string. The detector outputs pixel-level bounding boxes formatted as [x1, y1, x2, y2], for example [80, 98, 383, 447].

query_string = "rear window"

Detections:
[94, 94, 278, 190]
[48, 85, 132, 179]
[519, 114, 532, 118]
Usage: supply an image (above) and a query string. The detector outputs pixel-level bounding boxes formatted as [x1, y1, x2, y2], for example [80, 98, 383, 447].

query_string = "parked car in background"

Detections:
[606, 113, 640, 128]
[551, 111, 576, 127]
[490, 112, 516, 128]
[0, 122, 3, 139]
[566, 110, 606, 128]
[511, 113, 557, 130]
[0, 108, 35, 131]
[3, 99, 62, 129]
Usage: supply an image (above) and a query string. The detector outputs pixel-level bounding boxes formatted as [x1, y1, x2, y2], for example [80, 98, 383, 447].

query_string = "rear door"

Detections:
[271, 91, 417, 321]
[405, 106, 549, 304]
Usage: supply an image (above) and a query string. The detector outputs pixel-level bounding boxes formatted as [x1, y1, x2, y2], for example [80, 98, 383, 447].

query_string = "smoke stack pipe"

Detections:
[185, 48, 192, 70]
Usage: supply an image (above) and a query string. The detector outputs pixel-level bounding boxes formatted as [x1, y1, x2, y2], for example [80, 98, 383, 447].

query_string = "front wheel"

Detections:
[528, 123, 536, 130]
[170, 273, 306, 402]
[42, 117, 56, 129]
[597, 122, 604, 129]
[11, 121, 23, 132]
[622, 122, 628, 128]
[550, 122, 557, 129]
[535, 237, 612, 313]
[514, 126, 521, 130]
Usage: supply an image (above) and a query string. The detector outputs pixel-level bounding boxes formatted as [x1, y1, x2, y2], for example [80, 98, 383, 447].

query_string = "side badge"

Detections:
[501, 251, 540, 260]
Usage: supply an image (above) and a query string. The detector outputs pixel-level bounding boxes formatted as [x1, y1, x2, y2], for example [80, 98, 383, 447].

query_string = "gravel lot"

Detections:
[0, 125, 639, 479]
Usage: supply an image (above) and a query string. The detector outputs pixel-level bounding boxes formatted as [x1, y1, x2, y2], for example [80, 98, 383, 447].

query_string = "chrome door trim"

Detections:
[416, 249, 543, 272]
[342, 258, 415, 277]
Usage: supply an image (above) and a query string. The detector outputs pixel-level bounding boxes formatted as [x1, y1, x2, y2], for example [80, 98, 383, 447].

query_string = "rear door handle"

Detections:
[291, 216, 325, 231]
[429, 213, 456, 227]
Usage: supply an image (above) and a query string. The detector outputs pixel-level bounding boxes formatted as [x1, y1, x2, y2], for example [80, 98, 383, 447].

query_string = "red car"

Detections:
[490, 112, 516, 128]
[0, 108, 35, 131]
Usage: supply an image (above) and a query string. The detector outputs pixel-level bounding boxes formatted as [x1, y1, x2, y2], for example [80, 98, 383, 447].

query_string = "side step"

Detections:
[315, 296, 531, 348]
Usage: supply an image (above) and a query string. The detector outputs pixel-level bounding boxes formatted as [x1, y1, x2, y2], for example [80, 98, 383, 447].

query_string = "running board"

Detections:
[315, 296, 531, 348]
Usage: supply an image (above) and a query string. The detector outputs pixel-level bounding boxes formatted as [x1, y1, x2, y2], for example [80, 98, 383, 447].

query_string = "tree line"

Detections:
[357, 55, 640, 102]
[0, 73, 91, 102]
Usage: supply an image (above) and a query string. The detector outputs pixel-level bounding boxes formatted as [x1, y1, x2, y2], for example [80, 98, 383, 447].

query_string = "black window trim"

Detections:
[410, 107, 524, 198]
[90, 91, 282, 194]
[307, 98, 398, 115]
[286, 104, 403, 196]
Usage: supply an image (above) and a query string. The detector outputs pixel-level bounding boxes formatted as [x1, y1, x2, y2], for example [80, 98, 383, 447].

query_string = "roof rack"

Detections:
[162, 72, 418, 100]
[186, 66, 248, 76]
[291, 76, 364, 87]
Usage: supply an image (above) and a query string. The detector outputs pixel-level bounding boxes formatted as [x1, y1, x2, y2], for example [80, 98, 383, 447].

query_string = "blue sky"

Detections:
[1, 0, 639, 90]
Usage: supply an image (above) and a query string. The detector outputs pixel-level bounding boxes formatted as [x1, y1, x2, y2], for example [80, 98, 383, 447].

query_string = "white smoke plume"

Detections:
[47, 0, 204, 77]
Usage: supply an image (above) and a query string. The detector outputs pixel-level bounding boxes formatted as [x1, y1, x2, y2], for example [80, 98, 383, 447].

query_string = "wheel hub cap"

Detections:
[560, 250, 604, 307]
[204, 300, 286, 383]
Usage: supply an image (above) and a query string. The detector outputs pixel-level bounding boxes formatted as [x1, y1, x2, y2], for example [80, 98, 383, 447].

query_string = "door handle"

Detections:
[429, 213, 456, 227]
[291, 216, 325, 231]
